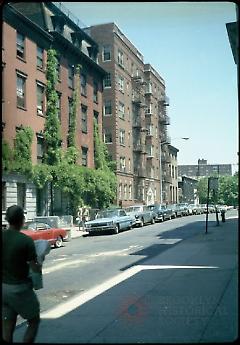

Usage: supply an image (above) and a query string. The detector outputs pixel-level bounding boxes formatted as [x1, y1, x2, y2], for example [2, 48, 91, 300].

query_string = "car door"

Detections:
[35, 223, 52, 241]
[118, 210, 130, 230]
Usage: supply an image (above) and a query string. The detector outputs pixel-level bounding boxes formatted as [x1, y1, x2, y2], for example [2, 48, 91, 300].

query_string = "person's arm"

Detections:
[29, 260, 42, 273]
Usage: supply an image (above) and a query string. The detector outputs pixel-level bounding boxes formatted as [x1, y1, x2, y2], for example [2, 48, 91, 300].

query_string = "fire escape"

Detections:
[132, 75, 147, 202]
[158, 95, 171, 203]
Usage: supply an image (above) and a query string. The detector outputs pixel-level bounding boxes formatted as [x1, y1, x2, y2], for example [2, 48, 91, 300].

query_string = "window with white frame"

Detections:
[118, 75, 124, 92]
[119, 129, 125, 145]
[16, 73, 26, 108]
[102, 45, 111, 61]
[124, 184, 127, 199]
[120, 157, 126, 172]
[117, 50, 124, 67]
[146, 102, 152, 114]
[16, 32, 25, 59]
[119, 101, 125, 119]
[104, 100, 112, 116]
[147, 145, 154, 156]
[103, 73, 111, 88]
[56, 92, 61, 121]
[36, 82, 45, 115]
[37, 135, 44, 164]
[81, 73, 87, 96]
[37, 46, 44, 69]
[119, 183, 122, 199]
[104, 131, 112, 144]
[128, 158, 131, 172]
[129, 185, 132, 200]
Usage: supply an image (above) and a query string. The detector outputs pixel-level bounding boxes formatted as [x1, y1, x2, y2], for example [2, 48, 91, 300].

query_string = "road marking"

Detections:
[41, 264, 218, 319]
[158, 238, 182, 245]
[43, 259, 87, 274]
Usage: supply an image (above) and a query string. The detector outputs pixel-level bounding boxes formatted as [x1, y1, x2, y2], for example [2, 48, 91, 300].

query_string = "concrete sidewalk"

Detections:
[14, 218, 238, 343]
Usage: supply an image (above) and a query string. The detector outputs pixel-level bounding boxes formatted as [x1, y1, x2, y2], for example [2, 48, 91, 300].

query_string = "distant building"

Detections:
[178, 176, 198, 204]
[178, 159, 232, 179]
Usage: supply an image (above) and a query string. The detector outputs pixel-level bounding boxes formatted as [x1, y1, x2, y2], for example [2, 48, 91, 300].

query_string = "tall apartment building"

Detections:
[87, 23, 174, 206]
[2, 2, 106, 218]
[178, 159, 232, 179]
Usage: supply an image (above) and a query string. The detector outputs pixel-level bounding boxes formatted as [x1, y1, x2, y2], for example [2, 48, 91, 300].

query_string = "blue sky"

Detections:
[65, 2, 238, 172]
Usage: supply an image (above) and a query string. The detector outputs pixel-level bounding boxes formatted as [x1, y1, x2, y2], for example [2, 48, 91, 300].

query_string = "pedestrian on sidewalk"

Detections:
[2, 205, 42, 343]
[77, 206, 83, 231]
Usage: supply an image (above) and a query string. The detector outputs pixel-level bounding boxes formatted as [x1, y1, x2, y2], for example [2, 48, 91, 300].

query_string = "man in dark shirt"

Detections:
[2, 205, 42, 343]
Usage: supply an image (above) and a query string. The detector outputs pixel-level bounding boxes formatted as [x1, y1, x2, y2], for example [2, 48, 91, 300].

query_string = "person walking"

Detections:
[2, 205, 42, 343]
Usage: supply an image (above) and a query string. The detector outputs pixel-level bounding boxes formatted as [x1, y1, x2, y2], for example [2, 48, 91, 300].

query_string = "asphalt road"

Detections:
[17, 210, 237, 325]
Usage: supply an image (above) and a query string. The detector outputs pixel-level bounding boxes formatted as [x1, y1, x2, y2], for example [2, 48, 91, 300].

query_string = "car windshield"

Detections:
[22, 222, 36, 230]
[125, 207, 141, 213]
[96, 210, 118, 219]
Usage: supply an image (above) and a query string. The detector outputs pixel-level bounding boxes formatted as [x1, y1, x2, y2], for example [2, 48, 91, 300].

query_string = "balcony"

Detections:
[162, 175, 172, 183]
[132, 94, 145, 105]
[159, 114, 170, 125]
[133, 144, 145, 152]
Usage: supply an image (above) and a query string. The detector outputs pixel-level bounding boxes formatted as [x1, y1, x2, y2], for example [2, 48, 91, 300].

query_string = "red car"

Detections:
[21, 222, 68, 248]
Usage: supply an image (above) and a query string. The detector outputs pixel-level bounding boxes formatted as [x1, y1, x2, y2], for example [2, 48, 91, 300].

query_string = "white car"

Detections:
[124, 205, 155, 227]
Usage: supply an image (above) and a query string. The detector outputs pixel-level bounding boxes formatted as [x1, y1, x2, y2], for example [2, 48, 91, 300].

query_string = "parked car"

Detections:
[188, 204, 202, 215]
[147, 204, 173, 221]
[84, 209, 134, 235]
[208, 204, 216, 213]
[216, 205, 228, 213]
[124, 205, 155, 227]
[200, 204, 208, 213]
[21, 222, 68, 248]
[171, 204, 184, 217]
[178, 203, 190, 216]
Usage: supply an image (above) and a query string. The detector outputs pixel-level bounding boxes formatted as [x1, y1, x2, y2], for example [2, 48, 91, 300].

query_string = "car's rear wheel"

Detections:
[113, 224, 119, 234]
[55, 236, 63, 248]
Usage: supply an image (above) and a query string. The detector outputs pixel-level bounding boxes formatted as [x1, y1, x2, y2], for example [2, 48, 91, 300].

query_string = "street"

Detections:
[17, 210, 237, 325]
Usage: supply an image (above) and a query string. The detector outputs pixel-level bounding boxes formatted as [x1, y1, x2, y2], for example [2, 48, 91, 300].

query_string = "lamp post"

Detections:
[160, 137, 189, 204]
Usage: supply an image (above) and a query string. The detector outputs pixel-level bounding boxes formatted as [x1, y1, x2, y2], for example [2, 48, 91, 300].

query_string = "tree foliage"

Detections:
[197, 175, 238, 206]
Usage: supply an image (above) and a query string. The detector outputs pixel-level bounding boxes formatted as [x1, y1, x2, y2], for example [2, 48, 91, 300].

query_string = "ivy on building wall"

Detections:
[44, 49, 61, 166]
[67, 64, 81, 151]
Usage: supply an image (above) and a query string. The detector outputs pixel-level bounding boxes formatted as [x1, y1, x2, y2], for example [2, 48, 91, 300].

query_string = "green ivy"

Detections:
[2, 140, 14, 172]
[32, 164, 53, 189]
[44, 49, 61, 166]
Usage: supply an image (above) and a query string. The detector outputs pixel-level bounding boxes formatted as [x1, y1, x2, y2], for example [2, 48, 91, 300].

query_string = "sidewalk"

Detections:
[70, 225, 88, 239]
[14, 218, 238, 343]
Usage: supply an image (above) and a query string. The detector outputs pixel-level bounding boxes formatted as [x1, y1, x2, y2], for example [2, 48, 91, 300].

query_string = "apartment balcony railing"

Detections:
[132, 94, 145, 105]
[133, 143, 145, 152]
[53, 2, 87, 29]
[159, 114, 170, 125]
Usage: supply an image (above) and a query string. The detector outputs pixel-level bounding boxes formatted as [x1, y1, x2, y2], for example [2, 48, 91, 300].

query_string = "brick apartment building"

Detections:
[2, 2, 106, 219]
[87, 23, 176, 206]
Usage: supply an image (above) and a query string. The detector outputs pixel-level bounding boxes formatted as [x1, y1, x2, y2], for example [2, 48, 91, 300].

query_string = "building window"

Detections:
[124, 185, 127, 200]
[81, 105, 88, 133]
[119, 183, 122, 199]
[102, 45, 111, 61]
[37, 135, 44, 164]
[68, 98, 73, 128]
[120, 157, 126, 172]
[117, 49, 124, 67]
[81, 73, 87, 96]
[119, 129, 125, 146]
[2, 182, 6, 211]
[68, 65, 74, 88]
[104, 131, 112, 144]
[37, 46, 44, 69]
[94, 110, 99, 123]
[118, 75, 124, 93]
[103, 73, 111, 88]
[104, 100, 112, 116]
[56, 55, 61, 80]
[93, 80, 98, 102]
[129, 185, 132, 200]
[81, 147, 88, 166]
[16, 73, 26, 108]
[128, 158, 131, 172]
[119, 101, 125, 119]
[56, 93, 61, 121]
[36, 82, 45, 115]
[16, 32, 25, 59]
[17, 183, 26, 210]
